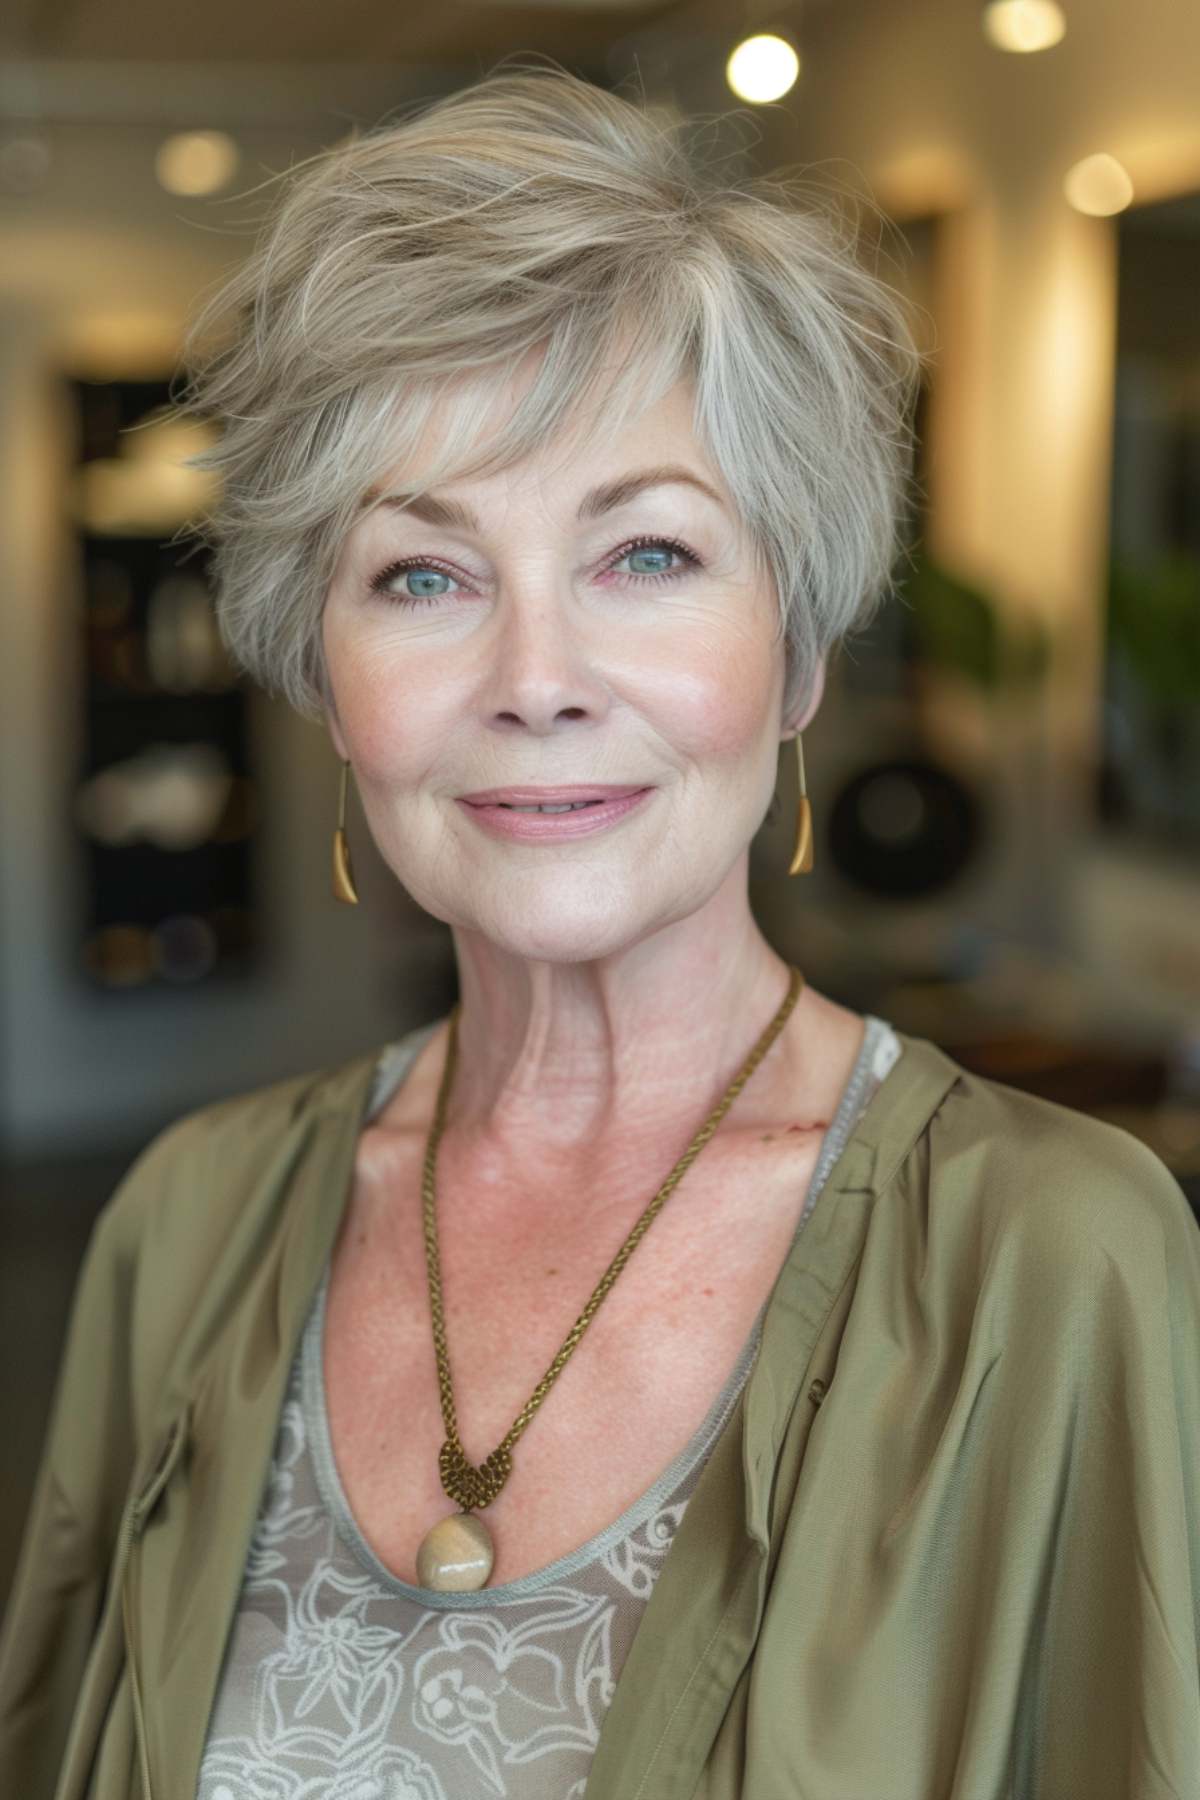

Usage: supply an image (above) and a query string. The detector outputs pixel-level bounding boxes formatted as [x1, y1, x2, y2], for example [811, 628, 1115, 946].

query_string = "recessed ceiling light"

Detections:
[726, 34, 801, 103]
[982, 0, 1067, 53]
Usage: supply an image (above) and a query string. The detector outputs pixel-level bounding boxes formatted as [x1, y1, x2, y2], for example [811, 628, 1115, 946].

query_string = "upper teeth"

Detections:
[502, 800, 598, 812]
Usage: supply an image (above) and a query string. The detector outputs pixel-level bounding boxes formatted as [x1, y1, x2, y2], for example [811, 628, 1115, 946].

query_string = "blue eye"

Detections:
[618, 543, 676, 572]
[604, 532, 698, 583]
[401, 568, 453, 597]
[369, 562, 461, 604]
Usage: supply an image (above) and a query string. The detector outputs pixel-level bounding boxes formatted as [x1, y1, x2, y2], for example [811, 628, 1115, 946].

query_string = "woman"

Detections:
[3, 62, 1199, 1800]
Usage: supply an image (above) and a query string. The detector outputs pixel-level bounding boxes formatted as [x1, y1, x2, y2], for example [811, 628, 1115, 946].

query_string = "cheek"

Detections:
[648, 614, 780, 763]
[321, 631, 435, 783]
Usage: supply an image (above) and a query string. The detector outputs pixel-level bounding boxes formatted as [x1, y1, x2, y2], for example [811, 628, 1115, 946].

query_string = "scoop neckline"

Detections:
[301, 1250, 765, 1608]
[301, 1012, 900, 1607]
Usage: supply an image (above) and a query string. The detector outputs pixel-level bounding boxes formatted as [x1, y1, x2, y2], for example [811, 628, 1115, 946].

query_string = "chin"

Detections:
[450, 893, 657, 964]
[482, 925, 645, 965]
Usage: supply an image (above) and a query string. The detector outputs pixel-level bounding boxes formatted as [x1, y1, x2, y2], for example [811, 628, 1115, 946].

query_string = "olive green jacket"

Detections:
[2, 1028, 1199, 1799]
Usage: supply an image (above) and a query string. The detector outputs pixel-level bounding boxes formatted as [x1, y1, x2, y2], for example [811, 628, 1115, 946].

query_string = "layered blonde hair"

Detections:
[173, 58, 925, 726]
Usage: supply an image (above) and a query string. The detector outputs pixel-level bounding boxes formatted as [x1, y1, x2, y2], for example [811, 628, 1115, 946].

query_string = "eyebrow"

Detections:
[362, 464, 728, 531]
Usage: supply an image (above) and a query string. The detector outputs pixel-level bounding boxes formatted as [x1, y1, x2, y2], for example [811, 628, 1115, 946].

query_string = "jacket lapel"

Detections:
[579, 1159, 874, 1800]
[581, 1033, 961, 1800]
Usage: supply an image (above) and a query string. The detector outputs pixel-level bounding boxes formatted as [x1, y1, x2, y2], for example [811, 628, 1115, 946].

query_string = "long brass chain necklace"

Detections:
[414, 961, 807, 1591]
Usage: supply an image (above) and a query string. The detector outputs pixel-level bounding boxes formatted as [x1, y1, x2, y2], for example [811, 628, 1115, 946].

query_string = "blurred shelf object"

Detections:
[783, 891, 1200, 1199]
[942, 1027, 1169, 1109]
[67, 372, 259, 992]
[887, 983, 1200, 1199]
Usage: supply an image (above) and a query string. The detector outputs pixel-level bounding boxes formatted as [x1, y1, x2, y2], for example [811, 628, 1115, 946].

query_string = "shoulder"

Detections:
[92, 1044, 383, 1267]
[865, 1040, 1200, 1501]
[897, 1036, 1197, 1299]
[31, 1045, 385, 1491]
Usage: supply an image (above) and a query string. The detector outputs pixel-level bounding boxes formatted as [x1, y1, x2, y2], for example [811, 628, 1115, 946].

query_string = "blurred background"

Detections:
[2, 0, 1199, 1604]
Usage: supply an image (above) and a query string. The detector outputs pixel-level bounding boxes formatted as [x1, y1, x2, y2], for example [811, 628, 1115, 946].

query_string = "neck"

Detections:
[442, 875, 807, 1170]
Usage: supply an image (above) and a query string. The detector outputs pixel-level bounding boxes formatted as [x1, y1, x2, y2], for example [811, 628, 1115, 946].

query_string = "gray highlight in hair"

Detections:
[170, 56, 927, 727]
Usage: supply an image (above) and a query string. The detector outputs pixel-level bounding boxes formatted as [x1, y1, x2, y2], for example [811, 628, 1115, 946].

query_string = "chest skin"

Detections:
[320, 1008, 865, 1588]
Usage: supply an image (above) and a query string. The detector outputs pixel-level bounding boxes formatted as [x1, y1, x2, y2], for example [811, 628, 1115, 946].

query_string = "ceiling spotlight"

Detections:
[982, 0, 1066, 53]
[156, 130, 239, 197]
[1064, 154, 1134, 216]
[726, 34, 801, 103]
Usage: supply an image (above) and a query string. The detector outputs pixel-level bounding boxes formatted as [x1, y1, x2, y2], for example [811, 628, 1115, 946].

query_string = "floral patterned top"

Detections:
[196, 1014, 903, 1800]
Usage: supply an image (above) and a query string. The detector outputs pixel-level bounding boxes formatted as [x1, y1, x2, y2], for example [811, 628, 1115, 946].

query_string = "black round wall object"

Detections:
[826, 756, 983, 899]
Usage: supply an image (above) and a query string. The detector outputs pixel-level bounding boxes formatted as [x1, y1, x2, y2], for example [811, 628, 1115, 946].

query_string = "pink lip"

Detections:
[459, 784, 649, 804]
[456, 787, 653, 841]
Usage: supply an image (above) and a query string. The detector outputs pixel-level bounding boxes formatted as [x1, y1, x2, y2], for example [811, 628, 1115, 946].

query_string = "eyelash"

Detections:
[367, 534, 703, 606]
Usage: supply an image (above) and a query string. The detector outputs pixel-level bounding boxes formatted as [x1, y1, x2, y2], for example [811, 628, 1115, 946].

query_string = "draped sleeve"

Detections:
[750, 1094, 1200, 1800]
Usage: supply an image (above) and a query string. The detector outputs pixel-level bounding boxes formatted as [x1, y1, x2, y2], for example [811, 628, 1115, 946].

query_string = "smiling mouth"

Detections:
[457, 789, 652, 832]
[494, 799, 606, 812]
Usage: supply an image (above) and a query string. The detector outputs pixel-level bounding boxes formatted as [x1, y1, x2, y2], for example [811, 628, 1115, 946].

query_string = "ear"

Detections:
[781, 655, 827, 740]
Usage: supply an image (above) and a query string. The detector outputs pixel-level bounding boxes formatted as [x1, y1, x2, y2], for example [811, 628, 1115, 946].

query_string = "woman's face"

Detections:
[322, 373, 811, 963]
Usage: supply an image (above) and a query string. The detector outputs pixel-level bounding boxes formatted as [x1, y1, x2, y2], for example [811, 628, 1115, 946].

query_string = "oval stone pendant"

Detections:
[416, 1509, 495, 1592]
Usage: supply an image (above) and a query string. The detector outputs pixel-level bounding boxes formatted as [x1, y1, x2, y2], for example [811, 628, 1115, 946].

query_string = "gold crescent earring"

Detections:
[788, 731, 814, 876]
[332, 757, 360, 905]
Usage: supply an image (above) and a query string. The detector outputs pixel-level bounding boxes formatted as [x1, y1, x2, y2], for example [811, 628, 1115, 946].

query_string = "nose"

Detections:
[483, 585, 610, 733]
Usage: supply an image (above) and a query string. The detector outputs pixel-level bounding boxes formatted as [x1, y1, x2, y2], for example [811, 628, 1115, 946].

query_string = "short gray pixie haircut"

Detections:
[173, 58, 925, 727]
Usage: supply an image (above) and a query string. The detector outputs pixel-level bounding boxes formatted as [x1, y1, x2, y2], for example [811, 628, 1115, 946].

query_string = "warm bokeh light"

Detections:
[70, 410, 220, 534]
[982, 0, 1067, 53]
[54, 313, 184, 376]
[725, 34, 802, 103]
[1064, 153, 1135, 215]
[155, 129, 239, 197]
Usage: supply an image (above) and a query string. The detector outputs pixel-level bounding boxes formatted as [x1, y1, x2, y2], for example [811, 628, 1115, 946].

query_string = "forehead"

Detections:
[361, 363, 730, 525]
